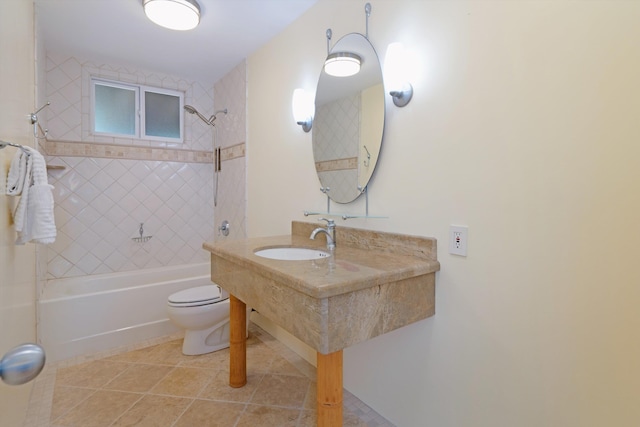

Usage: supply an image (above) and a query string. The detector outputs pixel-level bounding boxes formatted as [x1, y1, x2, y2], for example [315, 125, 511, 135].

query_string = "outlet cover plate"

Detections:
[449, 225, 468, 256]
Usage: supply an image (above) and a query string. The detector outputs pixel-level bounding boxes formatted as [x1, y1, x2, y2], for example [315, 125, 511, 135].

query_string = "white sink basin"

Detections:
[254, 247, 331, 261]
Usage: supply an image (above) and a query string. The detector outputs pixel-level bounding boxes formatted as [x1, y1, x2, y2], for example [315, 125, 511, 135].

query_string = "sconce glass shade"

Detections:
[384, 42, 413, 107]
[292, 89, 315, 133]
[324, 52, 362, 77]
[143, 0, 201, 31]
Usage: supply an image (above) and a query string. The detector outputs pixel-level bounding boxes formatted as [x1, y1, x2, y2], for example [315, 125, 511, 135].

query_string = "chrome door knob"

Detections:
[0, 343, 45, 385]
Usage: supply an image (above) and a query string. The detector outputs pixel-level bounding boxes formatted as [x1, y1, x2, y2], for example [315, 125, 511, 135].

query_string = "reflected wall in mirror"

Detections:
[313, 32, 385, 204]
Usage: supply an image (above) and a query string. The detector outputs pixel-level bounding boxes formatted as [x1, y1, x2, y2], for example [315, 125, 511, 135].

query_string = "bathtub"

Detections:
[38, 263, 211, 362]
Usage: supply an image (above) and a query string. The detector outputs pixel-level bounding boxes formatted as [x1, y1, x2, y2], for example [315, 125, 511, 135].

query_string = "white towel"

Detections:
[15, 182, 57, 245]
[6, 147, 57, 245]
[6, 148, 29, 195]
[6, 148, 33, 232]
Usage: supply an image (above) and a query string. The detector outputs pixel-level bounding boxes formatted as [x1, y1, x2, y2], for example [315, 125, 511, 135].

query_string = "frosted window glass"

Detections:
[145, 91, 180, 139]
[94, 84, 136, 135]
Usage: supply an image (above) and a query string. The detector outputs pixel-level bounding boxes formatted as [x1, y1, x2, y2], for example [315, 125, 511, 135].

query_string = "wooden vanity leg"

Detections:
[317, 350, 343, 427]
[229, 294, 247, 388]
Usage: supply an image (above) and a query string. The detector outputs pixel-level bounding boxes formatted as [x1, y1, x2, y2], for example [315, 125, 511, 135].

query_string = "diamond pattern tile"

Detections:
[46, 155, 215, 279]
[42, 53, 239, 279]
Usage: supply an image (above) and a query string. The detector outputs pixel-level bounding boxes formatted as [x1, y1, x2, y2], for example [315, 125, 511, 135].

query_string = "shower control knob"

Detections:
[218, 220, 230, 237]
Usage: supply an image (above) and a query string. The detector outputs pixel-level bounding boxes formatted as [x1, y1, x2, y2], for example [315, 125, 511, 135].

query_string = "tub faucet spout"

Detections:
[310, 218, 336, 250]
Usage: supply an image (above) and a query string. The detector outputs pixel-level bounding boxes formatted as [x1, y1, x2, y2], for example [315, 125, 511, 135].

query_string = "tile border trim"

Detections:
[220, 142, 246, 162]
[44, 139, 214, 164]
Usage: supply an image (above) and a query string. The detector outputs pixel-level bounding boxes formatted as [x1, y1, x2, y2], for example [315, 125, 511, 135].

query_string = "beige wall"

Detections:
[0, 0, 38, 424]
[247, 1, 640, 426]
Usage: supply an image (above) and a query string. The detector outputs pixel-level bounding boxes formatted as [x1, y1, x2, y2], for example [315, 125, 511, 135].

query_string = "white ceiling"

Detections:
[35, 0, 318, 83]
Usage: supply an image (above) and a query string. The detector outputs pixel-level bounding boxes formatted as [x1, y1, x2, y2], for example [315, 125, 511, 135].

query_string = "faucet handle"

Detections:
[318, 217, 335, 226]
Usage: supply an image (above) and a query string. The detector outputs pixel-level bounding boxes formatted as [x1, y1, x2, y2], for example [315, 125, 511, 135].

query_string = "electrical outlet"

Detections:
[449, 225, 468, 256]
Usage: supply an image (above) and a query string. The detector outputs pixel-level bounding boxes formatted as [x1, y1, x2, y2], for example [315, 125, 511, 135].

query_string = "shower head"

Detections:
[184, 105, 228, 126]
[184, 104, 214, 126]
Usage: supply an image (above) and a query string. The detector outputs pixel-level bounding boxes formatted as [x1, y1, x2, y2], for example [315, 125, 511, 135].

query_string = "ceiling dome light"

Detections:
[143, 0, 201, 31]
[324, 52, 362, 77]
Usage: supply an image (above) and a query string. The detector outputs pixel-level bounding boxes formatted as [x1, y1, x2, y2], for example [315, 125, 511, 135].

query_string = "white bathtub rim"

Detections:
[38, 263, 213, 363]
[42, 262, 210, 301]
[41, 275, 211, 303]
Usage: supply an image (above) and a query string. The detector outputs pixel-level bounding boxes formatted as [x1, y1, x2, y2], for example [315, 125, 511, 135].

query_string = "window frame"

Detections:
[90, 77, 184, 143]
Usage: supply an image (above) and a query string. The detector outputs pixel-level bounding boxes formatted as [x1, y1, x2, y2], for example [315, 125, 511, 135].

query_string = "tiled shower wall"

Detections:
[45, 157, 214, 278]
[213, 60, 247, 241]
[42, 53, 226, 279]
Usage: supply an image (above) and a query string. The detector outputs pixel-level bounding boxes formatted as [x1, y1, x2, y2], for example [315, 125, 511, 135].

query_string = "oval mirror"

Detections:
[312, 33, 385, 204]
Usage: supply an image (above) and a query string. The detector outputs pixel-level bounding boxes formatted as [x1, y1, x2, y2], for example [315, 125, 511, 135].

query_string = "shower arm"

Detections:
[208, 109, 228, 124]
[184, 105, 228, 127]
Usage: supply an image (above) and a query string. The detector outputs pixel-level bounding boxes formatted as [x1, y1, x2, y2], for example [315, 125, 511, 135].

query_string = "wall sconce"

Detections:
[384, 42, 413, 107]
[292, 89, 315, 133]
[324, 52, 362, 77]
[143, 0, 201, 31]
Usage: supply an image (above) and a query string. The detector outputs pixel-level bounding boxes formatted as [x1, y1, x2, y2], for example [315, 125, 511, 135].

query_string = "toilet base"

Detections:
[181, 308, 251, 356]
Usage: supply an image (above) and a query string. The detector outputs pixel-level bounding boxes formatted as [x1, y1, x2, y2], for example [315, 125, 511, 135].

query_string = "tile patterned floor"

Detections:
[25, 324, 394, 427]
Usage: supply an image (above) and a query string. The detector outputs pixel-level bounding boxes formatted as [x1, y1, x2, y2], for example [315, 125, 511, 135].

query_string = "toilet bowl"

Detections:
[167, 284, 250, 355]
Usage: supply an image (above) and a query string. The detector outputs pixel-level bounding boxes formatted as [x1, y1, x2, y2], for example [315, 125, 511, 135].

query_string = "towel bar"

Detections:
[0, 140, 31, 156]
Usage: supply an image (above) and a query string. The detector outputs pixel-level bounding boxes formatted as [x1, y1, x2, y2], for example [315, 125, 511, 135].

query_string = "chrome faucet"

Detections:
[310, 218, 336, 250]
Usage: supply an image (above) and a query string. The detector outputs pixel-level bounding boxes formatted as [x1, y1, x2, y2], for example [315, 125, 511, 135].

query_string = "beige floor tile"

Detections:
[344, 411, 371, 427]
[236, 404, 300, 427]
[298, 408, 370, 427]
[250, 374, 310, 408]
[246, 343, 278, 373]
[268, 355, 306, 376]
[298, 409, 316, 427]
[198, 370, 263, 403]
[144, 340, 192, 365]
[173, 399, 245, 427]
[53, 390, 141, 427]
[178, 347, 231, 370]
[49, 386, 95, 422]
[56, 360, 130, 389]
[111, 394, 192, 427]
[150, 367, 215, 397]
[104, 363, 173, 393]
[245, 334, 261, 346]
[105, 344, 158, 363]
[246, 337, 275, 352]
[304, 381, 317, 410]
[34, 323, 394, 427]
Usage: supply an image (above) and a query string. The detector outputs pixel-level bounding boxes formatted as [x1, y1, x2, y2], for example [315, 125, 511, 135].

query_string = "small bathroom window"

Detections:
[91, 78, 184, 143]
[93, 81, 138, 136]
[143, 89, 181, 140]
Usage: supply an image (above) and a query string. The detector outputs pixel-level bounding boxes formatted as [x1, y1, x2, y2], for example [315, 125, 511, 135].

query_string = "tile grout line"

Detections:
[49, 386, 99, 425]
[103, 359, 172, 427]
[105, 392, 146, 427]
[25, 332, 181, 427]
[251, 327, 308, 425]
[233, 369, 268, 426]
[27, 324, 395, 426]
[168, 397, 197, 427]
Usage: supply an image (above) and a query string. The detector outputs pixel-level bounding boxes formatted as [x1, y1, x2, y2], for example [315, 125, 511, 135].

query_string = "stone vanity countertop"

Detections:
[202, 221, 440, 299]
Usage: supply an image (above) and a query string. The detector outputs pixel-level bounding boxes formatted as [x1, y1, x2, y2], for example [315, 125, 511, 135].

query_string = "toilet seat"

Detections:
[168, 285, 227, 308]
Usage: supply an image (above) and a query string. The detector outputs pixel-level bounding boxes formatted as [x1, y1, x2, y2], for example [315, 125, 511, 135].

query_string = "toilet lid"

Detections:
[168, 285, 225, 307]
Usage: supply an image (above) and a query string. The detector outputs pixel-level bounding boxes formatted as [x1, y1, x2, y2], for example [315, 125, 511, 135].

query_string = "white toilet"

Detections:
[167, 284, 250, 356]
